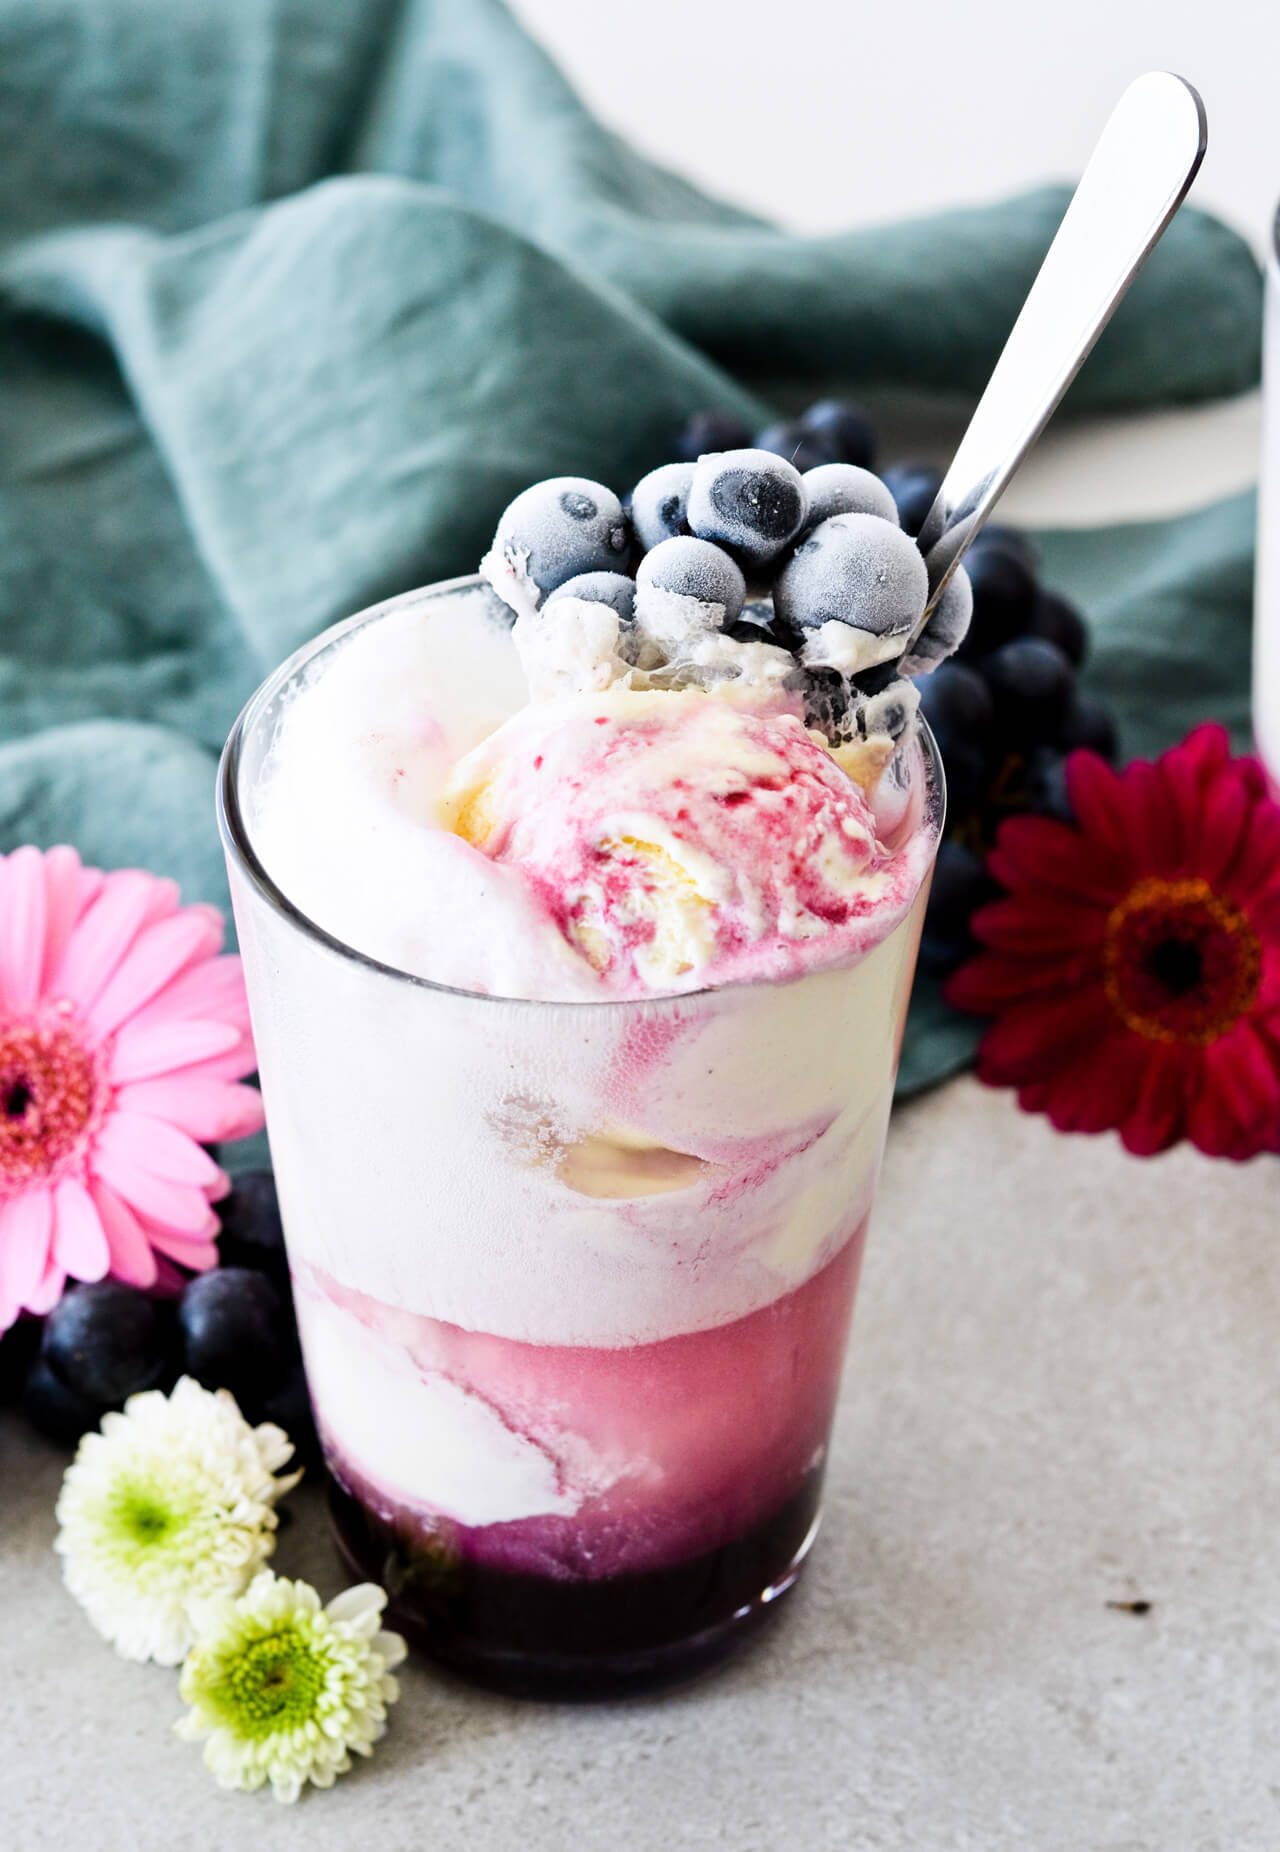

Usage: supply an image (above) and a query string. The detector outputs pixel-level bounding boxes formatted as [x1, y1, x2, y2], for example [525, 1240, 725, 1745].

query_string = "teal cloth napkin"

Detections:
[0, 0, 1263, 1103]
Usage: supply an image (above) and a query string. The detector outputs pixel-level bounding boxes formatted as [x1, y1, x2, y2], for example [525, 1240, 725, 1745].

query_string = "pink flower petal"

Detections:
[145, 1228, 219, 1272]
[147, 954, 249, 1024]
[0, 845, 48, 1012]
[91, 1139, 219, 1238]
[88, 1181, 158, 1289]
[115, 1076, 266, 1143]
[25, 1252, 67, 1316]
[109, 1018, 241, 1085]
[39, 847, 91, 996]
[51, 1178, 112, 1283]
[0, 1188, 55, 1312]
[52, 871, 178, 1013]
[96, 1111, 226, 1190]
[179, 1040, 260, 1084]
[85, 906, 225, 1041]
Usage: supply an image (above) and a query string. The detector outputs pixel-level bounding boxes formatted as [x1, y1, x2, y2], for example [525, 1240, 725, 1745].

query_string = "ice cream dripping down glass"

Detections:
[219, 575, 943, 1698]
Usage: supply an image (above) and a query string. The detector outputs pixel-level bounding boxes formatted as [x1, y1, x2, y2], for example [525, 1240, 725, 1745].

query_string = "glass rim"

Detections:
[217, 573, 946, 1011]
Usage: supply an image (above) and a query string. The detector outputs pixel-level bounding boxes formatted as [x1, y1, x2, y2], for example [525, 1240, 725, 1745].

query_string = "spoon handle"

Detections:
[914, 71, 1207, 625]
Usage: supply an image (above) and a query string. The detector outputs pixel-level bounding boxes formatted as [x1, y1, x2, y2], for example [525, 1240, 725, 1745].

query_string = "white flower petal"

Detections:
[55, 1377, 300, 1665]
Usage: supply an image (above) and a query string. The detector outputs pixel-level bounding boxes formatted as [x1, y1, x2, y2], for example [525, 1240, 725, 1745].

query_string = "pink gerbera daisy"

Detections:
[947, 726, 1280, 1160]
[0, 846, 264, 1329]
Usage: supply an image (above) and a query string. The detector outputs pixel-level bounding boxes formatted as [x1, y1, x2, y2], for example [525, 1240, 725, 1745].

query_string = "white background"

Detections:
[510, 0, 1279, 525]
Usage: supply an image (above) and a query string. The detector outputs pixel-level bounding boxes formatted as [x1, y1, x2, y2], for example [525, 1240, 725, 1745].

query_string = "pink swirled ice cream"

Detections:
[440, 686, 923, 995]
[234, 450, 956, 1689]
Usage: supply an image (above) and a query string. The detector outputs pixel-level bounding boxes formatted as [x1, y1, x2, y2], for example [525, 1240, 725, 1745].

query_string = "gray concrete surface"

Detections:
[2, 1077, 1276, 1850]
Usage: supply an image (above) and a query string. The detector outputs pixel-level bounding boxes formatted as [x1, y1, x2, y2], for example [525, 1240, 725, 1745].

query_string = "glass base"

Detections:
[327, 1470, 824, 1701]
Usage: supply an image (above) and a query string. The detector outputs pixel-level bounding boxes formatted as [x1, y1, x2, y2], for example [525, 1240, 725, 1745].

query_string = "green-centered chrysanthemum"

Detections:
[54, 1376, 300, 1665]
[175, 1572, 407, 1803]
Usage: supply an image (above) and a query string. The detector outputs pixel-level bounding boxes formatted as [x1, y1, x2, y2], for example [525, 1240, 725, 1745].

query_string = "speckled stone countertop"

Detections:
[2, 1077, 1276, 1851]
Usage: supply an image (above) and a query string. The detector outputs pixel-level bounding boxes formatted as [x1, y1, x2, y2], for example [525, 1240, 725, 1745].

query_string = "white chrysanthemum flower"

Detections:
[54, 1376, 301, 1666]
[175, 1572, 408, 1803]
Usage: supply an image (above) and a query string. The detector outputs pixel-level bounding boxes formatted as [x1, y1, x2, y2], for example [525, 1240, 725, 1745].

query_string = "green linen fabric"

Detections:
[0, 0, 1264, 1105]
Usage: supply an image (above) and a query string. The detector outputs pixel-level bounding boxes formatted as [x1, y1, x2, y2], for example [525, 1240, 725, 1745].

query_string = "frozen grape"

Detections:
[489, 477, 629, 597]
[900, 564, 973, 676]
[629, 463, 695, 552]
[634, 536, 746, 654]
[773, 513, 928, 672]
[546, 572, 637, 622]
[687, 449, 808, 568]
[801, 463, 898, 529]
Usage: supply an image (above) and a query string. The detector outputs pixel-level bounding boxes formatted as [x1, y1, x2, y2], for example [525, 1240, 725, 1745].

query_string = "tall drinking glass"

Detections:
[218, 576, 943, 1698]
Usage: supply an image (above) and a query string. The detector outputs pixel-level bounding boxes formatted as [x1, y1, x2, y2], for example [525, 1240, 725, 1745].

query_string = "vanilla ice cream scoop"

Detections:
[441, 686, 913, 994]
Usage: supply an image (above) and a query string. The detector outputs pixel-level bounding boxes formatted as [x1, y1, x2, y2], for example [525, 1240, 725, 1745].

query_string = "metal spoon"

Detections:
[909, 71, 1207, 643]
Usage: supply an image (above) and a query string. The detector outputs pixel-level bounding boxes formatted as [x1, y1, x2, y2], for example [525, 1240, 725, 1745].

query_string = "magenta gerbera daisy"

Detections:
[946, 726, 1280, 1161]
[0, 846, 264, 1328]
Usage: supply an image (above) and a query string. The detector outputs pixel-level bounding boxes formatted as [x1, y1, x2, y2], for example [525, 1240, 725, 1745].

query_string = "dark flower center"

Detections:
[0, 1015, 101, 1184]
[1103, 877, 1260, 1045]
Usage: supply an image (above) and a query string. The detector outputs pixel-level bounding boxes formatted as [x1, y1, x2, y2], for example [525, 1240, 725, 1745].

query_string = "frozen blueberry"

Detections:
[1058, 691, 1118, 760]
[545, 571, 637, 621]
[1027, 587, 1088, 668]
[960, 544, 1038, 656]
[774, 514, 928, 672]
[801, 667, 857, 745]
[985, 637, 1076, 747]
[918, 660, 994, 742]
[629, 463, 695, 553]
[754, 419, 839, 474]
[489, 477, 629, 597]
[179, 1268, 292, 1414]
[687, 449, 808, 568]
[635, 537, 746, 650]
[800, 400, 877, 469]
[881, 462, 943, 538]
[801, 464, 899, 529]
[674, 410, 754, 463]
[22, 1354, 107, 1446]
[41, 1281, 177, 1408]
[899, 565, 973, 676]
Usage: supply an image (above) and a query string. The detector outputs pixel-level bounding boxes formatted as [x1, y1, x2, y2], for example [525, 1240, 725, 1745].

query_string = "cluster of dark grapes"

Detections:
[913, 511, 1116, 972]
[673, 405, 1119, 973]
[0, 1173, 320, 1463]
